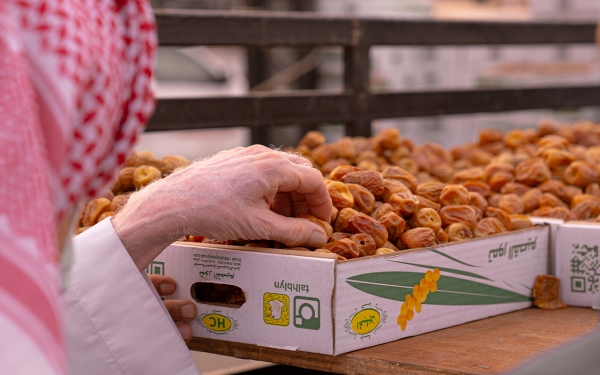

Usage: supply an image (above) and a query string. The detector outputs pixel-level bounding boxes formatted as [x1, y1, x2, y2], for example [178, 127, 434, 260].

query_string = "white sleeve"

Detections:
[65, 218, 201, 375]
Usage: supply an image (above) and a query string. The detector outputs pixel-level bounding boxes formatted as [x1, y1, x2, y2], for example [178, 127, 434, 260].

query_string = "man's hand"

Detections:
[113, 145, 332, 271]
[149, 274, 197, 343]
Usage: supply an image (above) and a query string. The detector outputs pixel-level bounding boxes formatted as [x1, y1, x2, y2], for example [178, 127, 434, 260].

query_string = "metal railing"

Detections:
[149, 9, 600, 137]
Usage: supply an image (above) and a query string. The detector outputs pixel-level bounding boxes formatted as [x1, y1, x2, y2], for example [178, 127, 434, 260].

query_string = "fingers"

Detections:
[271, 163, 332, 222]
[149, 274, 176, 296]
[176, 323, 193, 343]
[164, 300, 197, 322]
[258, 209, 327, 248]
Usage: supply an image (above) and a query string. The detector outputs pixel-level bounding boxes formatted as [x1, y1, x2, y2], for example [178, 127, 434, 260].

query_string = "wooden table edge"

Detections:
[187, 307, 600, 375]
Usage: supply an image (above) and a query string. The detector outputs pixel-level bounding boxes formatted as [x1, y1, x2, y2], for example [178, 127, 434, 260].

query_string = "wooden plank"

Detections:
[148, 91, 354, 131]
[367, 86, 600, 119]
[147, 86, 600, 131]
[155, 9, 597, 47]
[343, 46, 371, 137]
[155, 9, 354, 47]
[360, 19, 597, 46]
[187, 307, 599, 375]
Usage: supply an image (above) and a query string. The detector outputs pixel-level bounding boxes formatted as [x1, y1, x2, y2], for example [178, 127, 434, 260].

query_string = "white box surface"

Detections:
[530, 216, 564, 275]
[154, 226, 549, 355]
[556, 222, 600, 309]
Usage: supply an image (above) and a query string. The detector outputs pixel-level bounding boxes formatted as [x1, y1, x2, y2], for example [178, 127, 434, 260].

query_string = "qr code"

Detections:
[571, 244, 600, 294]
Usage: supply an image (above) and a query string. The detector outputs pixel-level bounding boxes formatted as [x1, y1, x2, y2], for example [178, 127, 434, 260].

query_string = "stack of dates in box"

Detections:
[77, 119, 600, 263]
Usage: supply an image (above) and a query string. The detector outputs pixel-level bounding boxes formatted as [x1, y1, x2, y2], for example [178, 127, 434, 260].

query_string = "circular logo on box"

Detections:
[351, 308, 381, 335]
[344, 304, 387, 339]
[198, 311, 237, 335]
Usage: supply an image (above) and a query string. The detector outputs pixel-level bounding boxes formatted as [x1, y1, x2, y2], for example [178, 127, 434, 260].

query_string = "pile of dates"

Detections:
[74, 151, 189, 234]
[77, 119, 600, 261]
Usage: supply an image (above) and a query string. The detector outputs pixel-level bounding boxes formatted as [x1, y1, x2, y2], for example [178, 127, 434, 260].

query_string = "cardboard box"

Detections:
[153, 225, 548, 355]
[556, 222, 600, 309]
[530, 216, 564, 276]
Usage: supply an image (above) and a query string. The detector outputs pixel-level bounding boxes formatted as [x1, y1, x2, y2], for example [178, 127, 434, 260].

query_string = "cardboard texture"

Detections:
[153, 225, 549, 355]
[556, 222, 600, 309]
[530, 216, 564, 275]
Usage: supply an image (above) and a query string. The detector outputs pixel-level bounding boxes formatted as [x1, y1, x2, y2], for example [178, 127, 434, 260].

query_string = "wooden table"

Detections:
[188, 307, 599, 375]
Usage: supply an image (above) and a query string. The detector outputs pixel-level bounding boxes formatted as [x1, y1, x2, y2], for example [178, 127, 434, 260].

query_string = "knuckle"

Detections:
[248, 144, 269, 153]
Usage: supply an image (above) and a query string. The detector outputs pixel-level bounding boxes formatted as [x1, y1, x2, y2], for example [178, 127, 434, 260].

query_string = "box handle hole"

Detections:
[190, 282, 246, 308]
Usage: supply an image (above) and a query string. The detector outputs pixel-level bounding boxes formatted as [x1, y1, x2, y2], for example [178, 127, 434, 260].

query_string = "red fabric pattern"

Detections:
[0, 0, 156, 373]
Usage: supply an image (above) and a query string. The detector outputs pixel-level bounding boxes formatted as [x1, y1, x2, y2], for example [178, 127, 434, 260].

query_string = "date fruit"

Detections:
[415, 182, 446, 203]
[564, 161, 598, 188]
[326, 181, 354, 210]
[374, 248, 396, 255]
[509, 215, 533, 230]
[119, 167, 136, 191]
[312, 144, 336, 166]
[570, 200, 600, 220]
[500, 182, 530, 196]
[371, 203, 398, 220]
[299, 131, 326, 149]
[348, 213, 389, 248]
[531, 206, 572, 220]
[133, 165, 162, 189]
[382, 166, 418, 192]
[349, 233, 377, 257]
[377, 212, 406, 241]
[345, 183, 376, 214]
[387, 192, 419, 216]
[342, 170, 385, 198]
[474, 217, 507, 238]
[538, 193, 567, 208]
[498, 194, 524, 215]
[436, 229, 449, 244]
[329, 232, 352, 242]
[439, 184, 470, 207]
[488, 171, 514, 192]
[522, 188, 542, 213]
[399, 227, 436, 249]
[439, 205, 479, 230]
[468, 192, 488, 212]
[453, 167, 486, 183]
[330, 165, 361, 181]
[444, 223, 473, 242]
[81, 198, 111, 227]
[462, 180, 491, 198]
[323, 239, 360, 259]
[334, 208, 359, 233]
[376, 128, 402, 150]
[409, 208, 442, 233]
[416, 195, 441, 211]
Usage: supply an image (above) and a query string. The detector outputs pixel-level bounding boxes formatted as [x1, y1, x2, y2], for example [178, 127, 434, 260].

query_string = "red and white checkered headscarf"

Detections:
[0, 0, 156, 373]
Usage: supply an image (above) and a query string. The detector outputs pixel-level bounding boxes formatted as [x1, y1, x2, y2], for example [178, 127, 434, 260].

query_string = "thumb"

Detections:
[259, 210, 328, 248]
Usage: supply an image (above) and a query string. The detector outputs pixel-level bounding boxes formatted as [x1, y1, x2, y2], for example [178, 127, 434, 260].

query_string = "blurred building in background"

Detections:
[315, 0, 600, 147]
[143, 0, 600, 154]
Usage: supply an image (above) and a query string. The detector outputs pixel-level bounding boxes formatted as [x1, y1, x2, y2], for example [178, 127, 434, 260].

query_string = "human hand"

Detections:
[149, 274, 197, 343]
[113, 145, 332, 271]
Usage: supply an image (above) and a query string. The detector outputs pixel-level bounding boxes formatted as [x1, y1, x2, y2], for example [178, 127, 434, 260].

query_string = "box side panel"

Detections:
[530, 217, 564, 275]
[153, 246, 335, 355]
[333, 226, 548, 355]
[556, 225, 600, 308]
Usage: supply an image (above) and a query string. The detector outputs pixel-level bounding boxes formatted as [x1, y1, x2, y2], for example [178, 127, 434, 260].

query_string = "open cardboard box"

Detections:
[152, 225, 549, 355]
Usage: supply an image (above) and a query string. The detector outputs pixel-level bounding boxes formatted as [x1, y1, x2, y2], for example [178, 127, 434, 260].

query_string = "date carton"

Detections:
[555, 221, 600, 309]
[153, 225, 548, 355]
